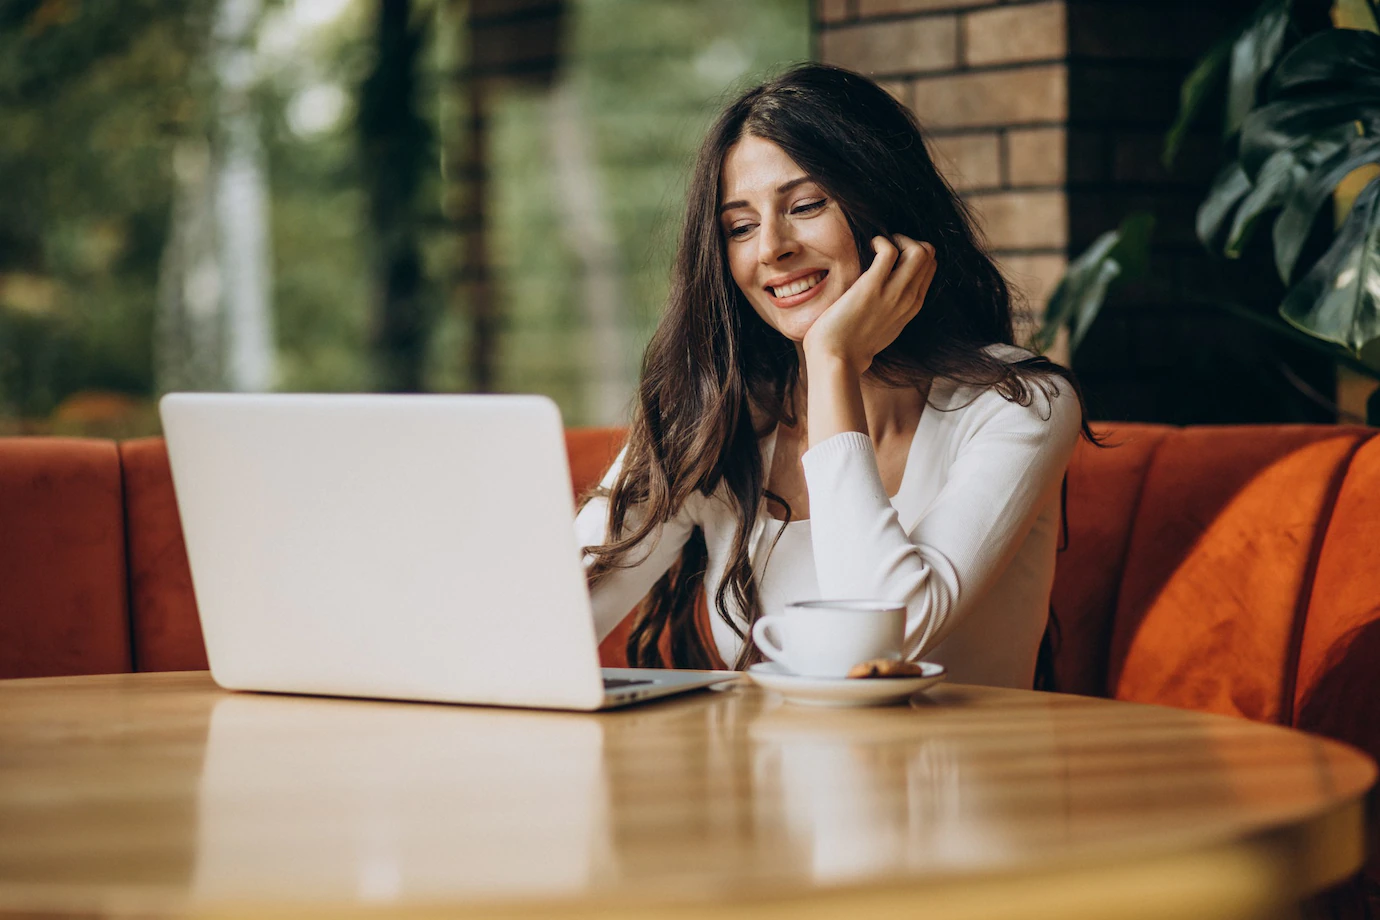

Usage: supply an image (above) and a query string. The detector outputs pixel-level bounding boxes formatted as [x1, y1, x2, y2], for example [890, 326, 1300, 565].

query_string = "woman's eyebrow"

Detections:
[718, 176, 814, 214]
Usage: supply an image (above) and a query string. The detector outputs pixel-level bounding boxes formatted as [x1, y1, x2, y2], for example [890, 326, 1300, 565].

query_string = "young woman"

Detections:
[575, 63, 1092, 690]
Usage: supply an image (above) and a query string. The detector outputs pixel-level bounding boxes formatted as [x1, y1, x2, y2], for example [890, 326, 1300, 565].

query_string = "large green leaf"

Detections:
[1239, 93, 1380, 178]
[1223, 123, 1360, 259]
[1197, 161, 1253, 250]
[1280, 177, 1380, 354]
[1237, 31, 1380, 175]
[1032, 213, 1154, 355]
[1225, 0, 1291, 138]
[1163, 0, 1291, 170]
[1163, 32, 1235, 170]
[1266, 28, 1380, 98]
[1274, 131, 1380, 283]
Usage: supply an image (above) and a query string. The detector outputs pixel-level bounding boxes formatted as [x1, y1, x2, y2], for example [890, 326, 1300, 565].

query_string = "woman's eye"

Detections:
[791, 199, 826, 215]
[727, 223, 756, 238]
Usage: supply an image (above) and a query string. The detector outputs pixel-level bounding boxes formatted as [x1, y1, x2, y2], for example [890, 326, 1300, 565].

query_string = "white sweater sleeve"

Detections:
[574, 447, 697, 642]
[800, 384, 1081, 660]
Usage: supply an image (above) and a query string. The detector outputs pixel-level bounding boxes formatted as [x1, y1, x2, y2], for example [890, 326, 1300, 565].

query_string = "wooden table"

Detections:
[0, 672, 1372, 920]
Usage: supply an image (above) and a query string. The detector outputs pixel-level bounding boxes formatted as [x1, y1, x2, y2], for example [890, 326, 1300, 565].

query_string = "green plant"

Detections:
[1038, 0, 1380, 425]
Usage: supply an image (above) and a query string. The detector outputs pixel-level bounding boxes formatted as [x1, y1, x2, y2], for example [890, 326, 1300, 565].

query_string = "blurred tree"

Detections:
[159, 0, 276, 395]
[0, 0, 809, 429]
[157, 135, 225, 392]
[212, 0, 276, 392]
[548, 69, 632, 425]
[435, 0, 489, 393]
[473, 0, 808, 425]
[0, 0, 216, 419]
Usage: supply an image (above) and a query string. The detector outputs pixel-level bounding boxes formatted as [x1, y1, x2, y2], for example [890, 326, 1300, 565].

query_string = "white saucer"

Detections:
[745, 661, 946, 707]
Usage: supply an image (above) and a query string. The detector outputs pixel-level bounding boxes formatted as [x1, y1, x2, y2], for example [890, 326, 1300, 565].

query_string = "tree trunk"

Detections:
[437, 0, 495, 394]
[211, 0, 275, 392]
[360, 0, 432, 393]
[548, 76, 631, 425]
[156, 138, 226, 393]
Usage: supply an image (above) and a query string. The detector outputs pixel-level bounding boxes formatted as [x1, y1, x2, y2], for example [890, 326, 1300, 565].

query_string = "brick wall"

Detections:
[816, 0, 1336, 423]
[818, 0, 1071, 341]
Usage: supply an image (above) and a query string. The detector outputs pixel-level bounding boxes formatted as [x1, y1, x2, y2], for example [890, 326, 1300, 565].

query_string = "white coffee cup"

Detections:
[751, 599, 906, 678]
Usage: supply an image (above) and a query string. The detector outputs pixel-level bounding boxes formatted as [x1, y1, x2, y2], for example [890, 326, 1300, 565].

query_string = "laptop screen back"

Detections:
[161, 393, 607, 710]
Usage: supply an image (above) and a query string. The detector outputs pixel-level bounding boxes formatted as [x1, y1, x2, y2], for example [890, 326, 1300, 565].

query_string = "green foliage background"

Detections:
[0, 0, 809, 432]
[442, 0, 809, 423]
[0, 0, 213, 426]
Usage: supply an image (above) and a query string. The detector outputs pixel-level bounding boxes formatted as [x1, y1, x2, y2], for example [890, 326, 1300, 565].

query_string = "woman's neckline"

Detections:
[762, 391, 932, 525]
[757, 346, 1026, 525]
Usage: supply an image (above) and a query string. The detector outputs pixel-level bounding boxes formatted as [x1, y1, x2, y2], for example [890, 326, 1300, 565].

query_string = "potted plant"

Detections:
[1037, 0, 1380, 425]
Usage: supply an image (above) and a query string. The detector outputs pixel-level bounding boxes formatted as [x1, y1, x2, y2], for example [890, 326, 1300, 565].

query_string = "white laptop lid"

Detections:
[161, 393, 608, 710]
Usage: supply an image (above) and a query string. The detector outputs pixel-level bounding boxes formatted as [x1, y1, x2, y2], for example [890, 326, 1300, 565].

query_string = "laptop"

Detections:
[159, 393, 735, 710]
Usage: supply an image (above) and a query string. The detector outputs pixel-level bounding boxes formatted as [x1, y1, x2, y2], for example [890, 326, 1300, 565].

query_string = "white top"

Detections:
[575, 348, 1083, 688]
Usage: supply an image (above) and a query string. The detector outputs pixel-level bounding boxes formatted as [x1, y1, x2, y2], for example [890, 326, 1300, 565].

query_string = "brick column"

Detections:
[816, 0, 1333, 423]
[818, 0, 1071, 340]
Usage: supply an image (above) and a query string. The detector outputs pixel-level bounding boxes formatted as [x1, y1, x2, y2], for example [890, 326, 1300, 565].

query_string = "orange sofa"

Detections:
[2, 424, 1378, 905]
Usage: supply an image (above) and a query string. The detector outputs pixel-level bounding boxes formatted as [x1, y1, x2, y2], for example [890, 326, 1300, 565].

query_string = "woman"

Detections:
[576, 63, 1092, 690]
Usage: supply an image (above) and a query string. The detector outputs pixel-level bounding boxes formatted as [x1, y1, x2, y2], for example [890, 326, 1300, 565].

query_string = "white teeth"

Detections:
[770, 271, 825, 299]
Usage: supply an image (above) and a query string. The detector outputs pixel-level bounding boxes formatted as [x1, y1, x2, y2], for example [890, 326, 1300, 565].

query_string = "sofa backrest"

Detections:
[4, 424, 1379, 764]
[1108, 426, 1372, 723]
[1293, 435, 1380, 772]
[564, 426, 625, 498]
[0, 430, 633, 679]
[121, 437, 208, 672]
[0, 438, 131, 678]
[1048, 423, 1172, 697]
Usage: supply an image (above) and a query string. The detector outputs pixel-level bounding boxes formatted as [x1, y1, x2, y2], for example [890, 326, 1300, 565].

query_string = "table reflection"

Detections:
[193, 693, 615, 902]
[593, 685, 1070, 888]
[185, 682, 1301, 905]
[744, 694, 1063, 882]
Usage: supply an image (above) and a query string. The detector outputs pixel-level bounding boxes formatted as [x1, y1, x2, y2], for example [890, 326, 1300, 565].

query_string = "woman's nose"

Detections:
[758, 216, 797, 264]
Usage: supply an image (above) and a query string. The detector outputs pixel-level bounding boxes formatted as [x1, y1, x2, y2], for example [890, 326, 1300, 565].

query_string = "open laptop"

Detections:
[159, 393, 735, 710]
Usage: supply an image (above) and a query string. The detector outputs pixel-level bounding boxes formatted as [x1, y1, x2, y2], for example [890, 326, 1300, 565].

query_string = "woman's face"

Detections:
[719, 135, 861, 343]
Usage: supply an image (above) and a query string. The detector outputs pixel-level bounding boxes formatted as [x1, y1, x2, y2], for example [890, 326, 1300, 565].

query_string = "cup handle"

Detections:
[751, 615, 789, 667]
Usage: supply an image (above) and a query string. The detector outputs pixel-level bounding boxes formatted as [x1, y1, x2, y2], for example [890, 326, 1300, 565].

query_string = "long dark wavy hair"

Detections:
[583, 63, 1094, 686]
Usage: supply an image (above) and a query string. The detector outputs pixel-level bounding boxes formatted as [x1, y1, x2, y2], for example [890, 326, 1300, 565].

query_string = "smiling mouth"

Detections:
[767, 271, 827, 298]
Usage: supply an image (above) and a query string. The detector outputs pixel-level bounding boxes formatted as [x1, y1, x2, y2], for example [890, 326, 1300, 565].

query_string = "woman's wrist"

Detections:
[803, 343, 867, 380]
[804, 349, 869, 447]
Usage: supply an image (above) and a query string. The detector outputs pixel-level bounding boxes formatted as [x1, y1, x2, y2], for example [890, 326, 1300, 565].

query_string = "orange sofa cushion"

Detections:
[0, 438, 131, 678]
[564, 426, 625, 499]
[1295, 433, 1380, 768]
[1108, 426, 1373, 723]
[562, 427, 641, 667]
[564, 427, 726, 670]
[120, 438, 208, 673]
[1293, 435, 1380, 920]
[1050, 423, 1172, 696]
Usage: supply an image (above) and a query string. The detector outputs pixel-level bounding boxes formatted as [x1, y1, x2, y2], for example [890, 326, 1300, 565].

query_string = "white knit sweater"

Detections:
[575, 351, 1082, 689]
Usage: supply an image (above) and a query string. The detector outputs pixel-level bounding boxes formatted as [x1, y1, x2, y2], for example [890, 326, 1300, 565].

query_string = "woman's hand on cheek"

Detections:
[801, 234, 936, 376]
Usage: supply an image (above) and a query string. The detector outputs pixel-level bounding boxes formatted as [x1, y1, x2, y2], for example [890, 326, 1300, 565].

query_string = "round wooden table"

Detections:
[0, 672, 1372, 920]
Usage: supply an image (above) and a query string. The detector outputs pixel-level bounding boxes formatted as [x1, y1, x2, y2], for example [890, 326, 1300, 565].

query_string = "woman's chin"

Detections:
[767, 307, 825, 344]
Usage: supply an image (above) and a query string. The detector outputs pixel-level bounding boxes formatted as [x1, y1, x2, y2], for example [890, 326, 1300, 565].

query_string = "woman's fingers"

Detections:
[902, 240, 936, 306]
[888, 235, 935, 321]
[884, 236, 926, 294]
[857, 235, 898, 291]
[802, 234, 934, 369]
